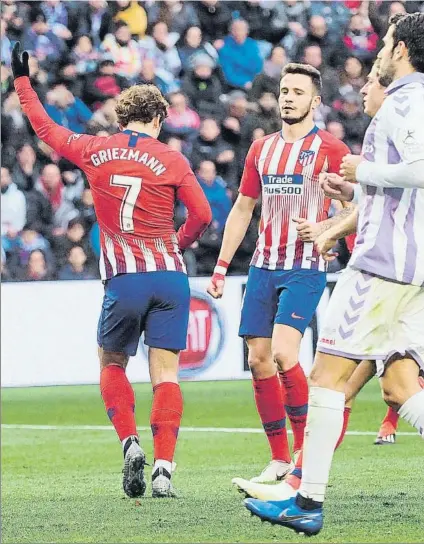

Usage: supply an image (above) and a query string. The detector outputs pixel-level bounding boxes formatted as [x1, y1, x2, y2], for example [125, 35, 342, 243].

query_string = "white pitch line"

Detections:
[0, 424, 419, 436]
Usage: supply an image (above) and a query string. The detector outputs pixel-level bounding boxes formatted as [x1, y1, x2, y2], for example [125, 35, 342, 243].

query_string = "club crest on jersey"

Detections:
[298, 150, 315, 167]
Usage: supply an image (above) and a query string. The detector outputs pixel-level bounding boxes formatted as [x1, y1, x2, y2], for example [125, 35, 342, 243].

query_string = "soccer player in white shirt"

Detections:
[244, 13, 424, 535]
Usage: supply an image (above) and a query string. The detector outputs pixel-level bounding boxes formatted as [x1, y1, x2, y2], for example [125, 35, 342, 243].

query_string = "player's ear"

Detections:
[312, 95, 322, 110]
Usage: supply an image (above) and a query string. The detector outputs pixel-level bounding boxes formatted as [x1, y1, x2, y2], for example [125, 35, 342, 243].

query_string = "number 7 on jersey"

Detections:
[110, 174, 143, 233]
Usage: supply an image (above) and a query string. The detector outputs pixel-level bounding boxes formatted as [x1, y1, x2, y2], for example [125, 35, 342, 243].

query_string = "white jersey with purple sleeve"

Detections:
[350, 73, 424, 287]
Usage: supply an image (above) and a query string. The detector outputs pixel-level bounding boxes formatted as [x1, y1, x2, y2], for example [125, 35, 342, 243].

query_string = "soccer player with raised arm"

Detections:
[207, 63, 352, 483]
[245, 13, 424, 535]
[11, 43, 212, 499]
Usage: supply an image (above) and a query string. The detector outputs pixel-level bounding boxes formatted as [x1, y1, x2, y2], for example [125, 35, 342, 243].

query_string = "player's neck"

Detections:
[123, 122, 158, 139]
[281, 120, 315, 143]
[394, 64, 416, 81]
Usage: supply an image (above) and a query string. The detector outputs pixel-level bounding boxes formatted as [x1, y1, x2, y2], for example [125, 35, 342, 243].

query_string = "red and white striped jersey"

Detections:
[239, 126, 350, 271]
[15, 76, 212, 281]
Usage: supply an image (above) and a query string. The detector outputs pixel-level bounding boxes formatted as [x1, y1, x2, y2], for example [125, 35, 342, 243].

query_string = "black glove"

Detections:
[11, 42, 29, 80]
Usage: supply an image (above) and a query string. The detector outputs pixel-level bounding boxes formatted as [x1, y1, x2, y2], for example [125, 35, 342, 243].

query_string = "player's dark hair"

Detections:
[281, 63, 322, 95]
[115, 85, 169, 127]
[390, 12, 424, 72]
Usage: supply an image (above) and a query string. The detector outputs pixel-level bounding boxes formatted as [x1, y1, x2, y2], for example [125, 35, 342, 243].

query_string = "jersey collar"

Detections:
[121, 129, 152, 138]
[385, 72, 424, 95]
[280, 124, 319, 142]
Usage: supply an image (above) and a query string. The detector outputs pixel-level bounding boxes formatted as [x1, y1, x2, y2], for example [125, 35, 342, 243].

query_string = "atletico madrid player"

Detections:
[11, 42, 212, 499]
[208, 63, 352, 483]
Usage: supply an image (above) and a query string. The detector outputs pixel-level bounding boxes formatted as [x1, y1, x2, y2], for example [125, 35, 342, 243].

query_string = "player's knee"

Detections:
[100, 350, 129, 370]
[248, 352, 274, 379]
[272, 349, 297, 371]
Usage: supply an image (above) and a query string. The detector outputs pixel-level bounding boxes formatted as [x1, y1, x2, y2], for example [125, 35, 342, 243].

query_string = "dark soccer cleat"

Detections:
[122, 437, 147, 498]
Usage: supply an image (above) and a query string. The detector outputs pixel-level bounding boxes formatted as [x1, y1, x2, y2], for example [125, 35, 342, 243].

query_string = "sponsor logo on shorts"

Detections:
[320, 337, 336, 345]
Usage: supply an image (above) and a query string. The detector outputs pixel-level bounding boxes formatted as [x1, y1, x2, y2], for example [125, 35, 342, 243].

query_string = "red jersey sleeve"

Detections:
[14, 77, 95, 170]
[327, 140, 351, 175]
[239, 140, 262, 199]
[176, 164, 212, 250]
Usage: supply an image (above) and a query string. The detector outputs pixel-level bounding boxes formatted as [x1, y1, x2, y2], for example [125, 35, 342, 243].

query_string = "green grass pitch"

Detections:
[2, 380, 423, 543]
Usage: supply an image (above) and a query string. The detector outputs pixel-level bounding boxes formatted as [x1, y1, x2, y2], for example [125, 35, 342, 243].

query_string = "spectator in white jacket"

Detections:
[1, 166, 26, 237]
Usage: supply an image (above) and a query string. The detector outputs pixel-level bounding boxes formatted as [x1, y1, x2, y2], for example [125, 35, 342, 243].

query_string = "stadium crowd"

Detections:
[1, 0, 423, 282]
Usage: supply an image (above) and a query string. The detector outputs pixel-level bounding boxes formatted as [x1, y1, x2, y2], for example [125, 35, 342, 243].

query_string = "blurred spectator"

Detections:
[181, 54, 224, 119]
[1, 19, 11, 66]
[177, 26, 218, 73]
[1, 166, 26, 238]
[89, 98, 119, 133]
[218, 19, 263, 90]
[162, 91, 201, 140]
[191, 221, 222, 275]
[309, 0, 350, 43]
[83, 59, 129, 107]
[221, 91, 257, 176]
[72, 0, 113, 47]
[58, 245, 97, 280]
[249, 45, 287, 101]
[18, 249, 54, 282]
[70, 35, 101, 75]
[35, 164, 79, 229]
[0, 0, 30, 41]
[195, 0, 232, 43]
[11, 229, 51, 273]
[40, 0, 73, 42]
[252, 92, 281, 135]
[236, 0, 287, 45]
[113, 0, 147, 39]
[45, 84, 93, 133]
[339, 56, 366, 96]
[138, 21, 182, 83]
[295, 15, 343, 67]
[1, 61, 13, 100]
[327, 91, 369, 150]
[2, 91, 33, 149]
[147, 0, 200, 36]
[28, 56, 49, 103]
[76, 188, 97, 231]
[343, 13, 378, 63]
[302, 44, 340, 105]
[12, 144, 42, 192]
[22, 10, 67, 72]
[136, 58, 170, 95]
[52, 218, 96, 268]
[101, 21, 142, 80]
[1, 246, 12, 282]
[196, 160, 232, 230]
[268, 0, 308, 58]
[56, 58, 86, 98]
[326, 120, 346, 142]
[368, 0, 406, 39]
[191, 118, 237, 187]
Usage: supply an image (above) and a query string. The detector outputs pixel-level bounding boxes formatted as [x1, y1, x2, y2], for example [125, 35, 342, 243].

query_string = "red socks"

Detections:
[380, 406, 399, 431]
[335, 406, 352, 449]
[279, 364, 309, 452]
[253, 374, 291, 463]
[100, 365, 137, 442]
[150, 382, 183, 462]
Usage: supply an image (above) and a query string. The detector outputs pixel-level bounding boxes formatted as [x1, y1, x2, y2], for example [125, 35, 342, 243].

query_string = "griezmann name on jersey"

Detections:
[15, 77, 212, 280]
[239, 127, 350, 271]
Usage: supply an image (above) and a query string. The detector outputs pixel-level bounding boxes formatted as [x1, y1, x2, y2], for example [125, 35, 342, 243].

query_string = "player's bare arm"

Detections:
[294, 202, 356, 243]
[319, 172, 356, 202]
[315, 207, 359, 261]
[207, 194, 257, 299]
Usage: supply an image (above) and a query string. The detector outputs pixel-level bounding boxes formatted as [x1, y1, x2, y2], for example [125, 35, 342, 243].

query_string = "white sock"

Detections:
[398, 390, 424, 438]
[122, 435, 138, 450]
[299, 387, 345, 503]
[153, 459, 172, 476]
